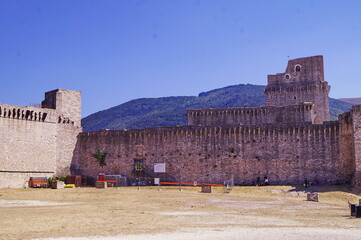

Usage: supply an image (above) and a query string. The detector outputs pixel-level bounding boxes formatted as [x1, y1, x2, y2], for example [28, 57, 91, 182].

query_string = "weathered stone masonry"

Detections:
[72, 122, 352, 185]
[71, 55, 361, 189]
[0, 89, 81, 188]
[1, 56, 361, 191]
[351, 106, 361, 190]
[187, 104, 315, 127]
[265, 55, 330, 124]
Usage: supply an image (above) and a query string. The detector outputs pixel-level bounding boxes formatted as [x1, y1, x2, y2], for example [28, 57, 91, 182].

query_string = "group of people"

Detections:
[255, 176, 269, 186]
[303, 178, 333, 188]
[253, 176, 337, 187]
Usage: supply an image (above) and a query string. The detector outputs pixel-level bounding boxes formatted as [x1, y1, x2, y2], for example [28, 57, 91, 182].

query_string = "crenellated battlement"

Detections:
[80, 120, 340, 145]
[0, 104, 49, 122]
[339, 111, 352, 124]
[0, 103, 77, 126]
[187, 103, 315, 127]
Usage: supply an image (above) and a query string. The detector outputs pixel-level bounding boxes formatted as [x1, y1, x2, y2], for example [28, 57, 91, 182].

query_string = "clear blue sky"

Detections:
[1, 0, 360, 117]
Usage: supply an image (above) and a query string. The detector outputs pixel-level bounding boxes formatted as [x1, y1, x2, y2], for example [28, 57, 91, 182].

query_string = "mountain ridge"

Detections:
[338, 98, 361, 105]
[82, 84, 352, 132]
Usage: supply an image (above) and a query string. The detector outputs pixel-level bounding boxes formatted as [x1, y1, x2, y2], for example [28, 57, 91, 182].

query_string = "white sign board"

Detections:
[154, 178, 160, 185]
[154, 163, 166, 173]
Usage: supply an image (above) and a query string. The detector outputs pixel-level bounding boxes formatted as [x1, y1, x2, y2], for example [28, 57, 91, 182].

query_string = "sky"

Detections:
[0, 0, 360, 118]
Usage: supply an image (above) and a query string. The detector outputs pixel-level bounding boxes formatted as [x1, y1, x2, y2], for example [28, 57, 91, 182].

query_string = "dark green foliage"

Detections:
[47, 176, 66, 184]
[93, 150, 107, 167]
[82, 84, 352, 131]
[58, 176, 66, 182]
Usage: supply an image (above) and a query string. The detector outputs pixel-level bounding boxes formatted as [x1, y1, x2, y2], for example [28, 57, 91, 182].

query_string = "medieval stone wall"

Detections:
[0, 89, 82, 188]
[338, 111, 355, 180]
[2, 55, 360, 191]
[187, 103, 315, 127]
[72, 121, 352, 186]
[0, 107, 57, 187]
[350, 106, 361, 192]
[72, 55, 357, 187]
[55, 124, 82, 176]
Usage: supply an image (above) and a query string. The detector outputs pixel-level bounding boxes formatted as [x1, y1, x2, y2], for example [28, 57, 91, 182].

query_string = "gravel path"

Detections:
[34, 227, 361, 240]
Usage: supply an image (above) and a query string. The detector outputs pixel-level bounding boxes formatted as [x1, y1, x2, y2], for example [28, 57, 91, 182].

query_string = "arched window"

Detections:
[285, 74, 290, 80]
[295, 65, 301, 72]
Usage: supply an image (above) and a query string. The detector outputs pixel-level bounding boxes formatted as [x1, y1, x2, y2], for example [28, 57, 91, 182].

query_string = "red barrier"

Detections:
[160, 182, 223, 187]
[26, 181, 48, 185]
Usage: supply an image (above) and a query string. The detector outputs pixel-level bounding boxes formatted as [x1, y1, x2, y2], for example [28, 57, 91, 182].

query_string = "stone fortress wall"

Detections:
[0, 89, 82, 188]
[187, 56, 329, 127]
[71, 56, 361, 189]
[72, 121, 353, 186]
[350, 105, 361, 190]
[187, 103, 315, 127]
[1, 56, 361, 191]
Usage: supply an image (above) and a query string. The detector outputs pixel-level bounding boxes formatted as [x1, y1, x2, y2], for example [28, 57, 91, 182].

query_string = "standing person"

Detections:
[304, 178, 309, 188]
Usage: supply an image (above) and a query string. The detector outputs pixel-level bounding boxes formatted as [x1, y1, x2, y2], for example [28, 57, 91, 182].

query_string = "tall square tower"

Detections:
[264, 55, 330, 124]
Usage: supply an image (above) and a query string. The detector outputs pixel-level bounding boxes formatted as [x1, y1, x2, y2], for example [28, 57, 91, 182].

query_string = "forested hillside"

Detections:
[82, 84, 351, 132]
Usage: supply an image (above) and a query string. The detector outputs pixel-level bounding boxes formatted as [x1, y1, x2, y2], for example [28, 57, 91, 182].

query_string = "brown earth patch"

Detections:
[0, 185, 360, 240]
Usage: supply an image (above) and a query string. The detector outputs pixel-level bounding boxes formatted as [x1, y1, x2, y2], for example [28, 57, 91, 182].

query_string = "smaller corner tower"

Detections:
[264, 55, 330, 124]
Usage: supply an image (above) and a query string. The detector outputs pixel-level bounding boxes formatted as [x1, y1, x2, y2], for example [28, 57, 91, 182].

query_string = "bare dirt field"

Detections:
[1, 185, 361, 240]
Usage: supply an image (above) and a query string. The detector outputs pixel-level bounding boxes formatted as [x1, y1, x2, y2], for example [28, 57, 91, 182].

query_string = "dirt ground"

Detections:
[1, 185, 361, 240]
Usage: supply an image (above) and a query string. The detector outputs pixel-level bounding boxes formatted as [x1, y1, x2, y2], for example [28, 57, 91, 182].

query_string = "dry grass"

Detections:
[0, 185, 360, 240]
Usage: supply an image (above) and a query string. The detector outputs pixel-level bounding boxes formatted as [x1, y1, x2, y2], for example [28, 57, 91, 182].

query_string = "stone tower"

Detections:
[41, 89, 82, 127]
[264, 55, 330, 124]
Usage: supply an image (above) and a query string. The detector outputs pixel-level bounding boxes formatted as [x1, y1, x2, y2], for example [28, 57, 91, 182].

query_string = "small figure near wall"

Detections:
[264, 176, 269, 186]
[256, 177, 261, 186]
[314, 178, 320, 186]
[303, 178, 309, 188]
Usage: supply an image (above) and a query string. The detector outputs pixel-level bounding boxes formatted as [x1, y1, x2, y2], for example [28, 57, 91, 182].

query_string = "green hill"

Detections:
[338, 98, 361, 105]
[82, 84, 352, 132]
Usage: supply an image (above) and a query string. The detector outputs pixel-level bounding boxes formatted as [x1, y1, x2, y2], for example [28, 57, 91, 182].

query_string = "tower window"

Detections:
[295, 65, 301, 72]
